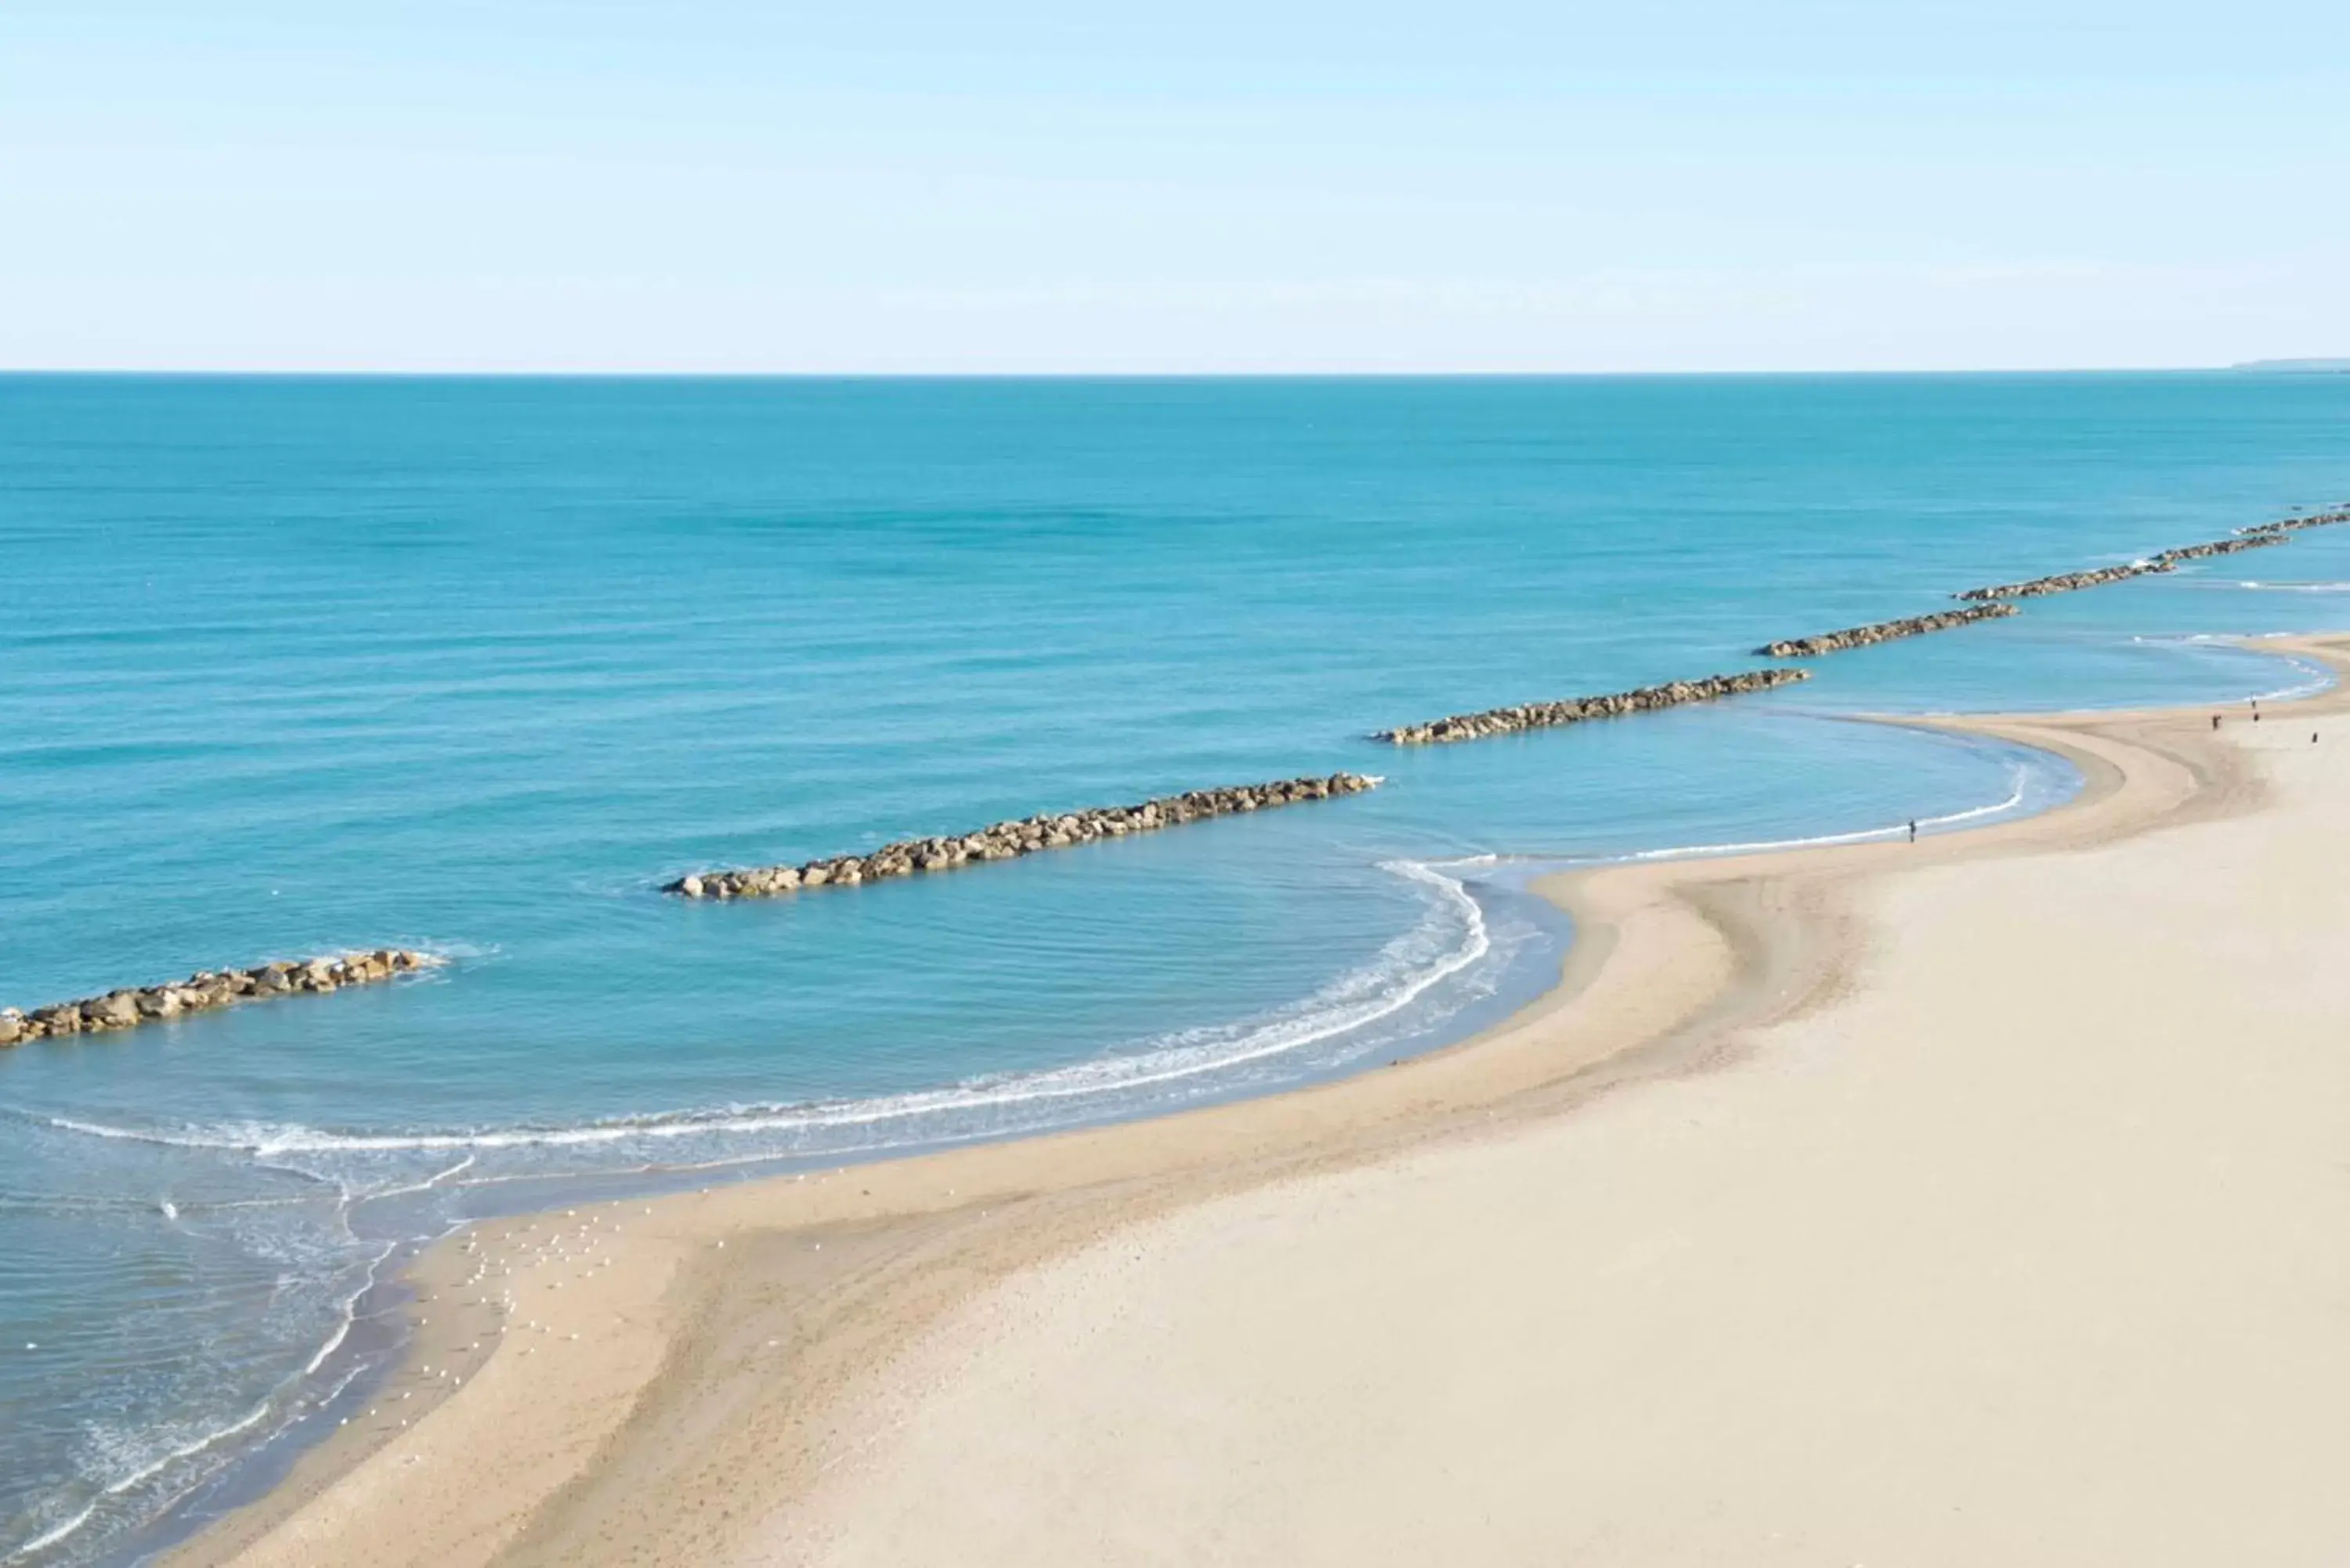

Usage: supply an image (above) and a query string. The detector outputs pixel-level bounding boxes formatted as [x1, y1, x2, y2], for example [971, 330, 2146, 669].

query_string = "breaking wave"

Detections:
[42, 860, 1496, 1187]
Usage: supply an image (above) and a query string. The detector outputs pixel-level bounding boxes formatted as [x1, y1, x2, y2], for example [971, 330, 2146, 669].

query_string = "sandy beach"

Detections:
[167, 637, 2350, 1568]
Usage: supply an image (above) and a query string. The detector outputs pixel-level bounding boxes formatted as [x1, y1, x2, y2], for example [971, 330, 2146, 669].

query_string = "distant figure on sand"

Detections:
[1908, 820, 1918, 843]
[2213, 714, 2222, 730]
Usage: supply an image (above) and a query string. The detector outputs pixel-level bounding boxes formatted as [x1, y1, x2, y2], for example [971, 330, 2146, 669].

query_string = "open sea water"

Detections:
[3, 372, 2347, 1563]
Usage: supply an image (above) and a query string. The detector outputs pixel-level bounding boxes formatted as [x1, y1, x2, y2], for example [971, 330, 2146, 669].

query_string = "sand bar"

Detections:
[170, 638, 2350, 1568]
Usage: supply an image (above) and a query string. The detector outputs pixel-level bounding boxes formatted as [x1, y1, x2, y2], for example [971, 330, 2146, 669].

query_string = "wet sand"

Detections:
[169, 638, 2350, 1568]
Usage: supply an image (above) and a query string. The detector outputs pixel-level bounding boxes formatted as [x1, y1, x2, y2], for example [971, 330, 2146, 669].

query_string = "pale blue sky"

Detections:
[3, 1, 2344, 370]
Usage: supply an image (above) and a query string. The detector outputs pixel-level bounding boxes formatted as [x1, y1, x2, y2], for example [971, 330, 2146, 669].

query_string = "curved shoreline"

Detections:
[155, 636, 2350, 1568]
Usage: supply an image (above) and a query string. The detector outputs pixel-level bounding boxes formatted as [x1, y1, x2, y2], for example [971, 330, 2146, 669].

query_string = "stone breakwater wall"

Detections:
[1953, 511, 2350, 603]
[1374, 669, 1810, 746]
[2240, 506, 2350, 537]
[1756, 603, 2019, 659]
[2146, 535, 2289, 567]
[1956, 562, 2169, 602]
[1, 949, 442, 1048]
[663, 774, 1382, 899]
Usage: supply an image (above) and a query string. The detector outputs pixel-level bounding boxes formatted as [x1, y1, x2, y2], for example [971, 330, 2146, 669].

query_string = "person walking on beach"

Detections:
[2213, 714, 2222, 730]
[1908, 820, 1918, 843]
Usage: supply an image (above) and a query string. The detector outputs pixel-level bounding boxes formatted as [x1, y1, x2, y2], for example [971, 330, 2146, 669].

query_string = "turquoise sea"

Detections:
[3, 373, 2347, 1563]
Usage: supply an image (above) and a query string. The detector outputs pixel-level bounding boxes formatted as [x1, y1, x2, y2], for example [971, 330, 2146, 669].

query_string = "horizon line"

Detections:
[3, 363, 2335, 381]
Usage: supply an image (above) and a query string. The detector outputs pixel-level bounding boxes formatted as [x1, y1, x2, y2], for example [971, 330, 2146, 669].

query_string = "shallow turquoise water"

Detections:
[2, 372, 2346, 1561]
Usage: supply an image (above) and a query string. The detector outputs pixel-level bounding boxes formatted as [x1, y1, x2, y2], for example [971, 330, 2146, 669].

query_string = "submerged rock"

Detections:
[1376, 668, 1810, 746]
[663, 773, 1383, 899]
[1, 949, 442, 1050]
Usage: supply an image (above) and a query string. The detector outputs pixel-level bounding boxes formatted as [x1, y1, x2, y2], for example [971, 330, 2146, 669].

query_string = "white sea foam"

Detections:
[2247, 663, 2334, 702]
[45, 860, 1494, 1169]
[2121, 634, 2335, 702]
[5, 1223, 407, 1565]
[302, 1240, 396, 1378]
[96, 1400, 275, 1500]
[10, 863, 1513, 1559]
[0, 757, 2077, 1563]
[8, 1501, 98, 1561]
[1602, 763, 2037, 865]
[367, 1154, 476, 1200]
[9, 1398, 277, 1563]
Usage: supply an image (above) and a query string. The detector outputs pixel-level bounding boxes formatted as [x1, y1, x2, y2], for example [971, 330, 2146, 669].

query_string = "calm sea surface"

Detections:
[3, 373, 2346, 1562]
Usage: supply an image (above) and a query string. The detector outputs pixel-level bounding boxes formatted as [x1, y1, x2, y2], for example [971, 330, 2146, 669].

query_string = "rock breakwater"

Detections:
[2240, 506, 2350, 537]
[1, 949, 442, 1048]
[1756, 603, 2019, 659]
[1951, 511, 2350, 603]
[1374, 669, 1809, 746]
[1955, 562, 2169, 602]
[663, 774, 1382, 899]
[2147, 534, 2289, 566]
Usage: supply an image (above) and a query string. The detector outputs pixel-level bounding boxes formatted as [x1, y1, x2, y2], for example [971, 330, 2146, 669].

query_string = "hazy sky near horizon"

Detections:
[3, 1, 2345, 372]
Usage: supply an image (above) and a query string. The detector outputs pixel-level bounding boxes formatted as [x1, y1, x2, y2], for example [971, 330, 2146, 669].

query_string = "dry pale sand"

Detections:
[172, 638, 2350, 1568]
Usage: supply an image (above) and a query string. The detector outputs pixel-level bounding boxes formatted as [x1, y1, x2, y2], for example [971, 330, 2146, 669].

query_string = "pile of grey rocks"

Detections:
[2, 949, 442, 1047]
[1376, 669, 1810, 746]
[2148, 535, 2288, 566]
[1954, 509, 2349, 604]
[1758, 603, 2019, 659]
[1956, 562, 2168, 602]
[663, 774, 1383, 899]
[2240, 505, 2350, 538]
